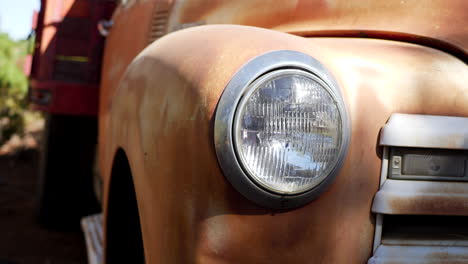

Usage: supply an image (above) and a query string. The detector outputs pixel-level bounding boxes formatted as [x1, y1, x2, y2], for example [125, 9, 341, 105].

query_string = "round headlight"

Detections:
[234, 69, 343, 194]
[215, 50, 349, 209]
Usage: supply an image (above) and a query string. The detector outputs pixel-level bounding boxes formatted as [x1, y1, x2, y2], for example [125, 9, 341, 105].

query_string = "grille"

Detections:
[147, 2, 171, 44]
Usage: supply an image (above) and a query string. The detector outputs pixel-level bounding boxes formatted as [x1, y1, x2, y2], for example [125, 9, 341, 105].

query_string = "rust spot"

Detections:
[388, 196, 468, 216]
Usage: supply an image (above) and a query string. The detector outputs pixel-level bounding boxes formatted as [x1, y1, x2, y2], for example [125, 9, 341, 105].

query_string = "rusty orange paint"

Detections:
[98, 0, 163, 188]
[99, 23, 468, 263]
[98, 1, 468, 263]
[168, 0, 468, 54]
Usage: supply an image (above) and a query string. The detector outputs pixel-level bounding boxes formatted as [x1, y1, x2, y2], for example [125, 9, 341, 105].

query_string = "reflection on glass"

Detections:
[236, 73, 342, 194]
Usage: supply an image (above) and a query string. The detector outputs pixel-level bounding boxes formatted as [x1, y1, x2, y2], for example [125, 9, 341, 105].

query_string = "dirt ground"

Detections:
[0, 121, 88, 264]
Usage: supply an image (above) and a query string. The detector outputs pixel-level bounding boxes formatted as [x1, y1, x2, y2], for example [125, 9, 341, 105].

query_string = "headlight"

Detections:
[215, 50, 350, 209]
[234, 69, 343, 194]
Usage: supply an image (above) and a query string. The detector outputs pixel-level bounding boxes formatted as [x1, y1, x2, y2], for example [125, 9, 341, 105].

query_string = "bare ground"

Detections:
[0, 120, 87, 264]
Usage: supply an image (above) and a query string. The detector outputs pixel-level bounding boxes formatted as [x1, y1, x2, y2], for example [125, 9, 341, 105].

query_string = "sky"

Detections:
[0, 0, 40, 40]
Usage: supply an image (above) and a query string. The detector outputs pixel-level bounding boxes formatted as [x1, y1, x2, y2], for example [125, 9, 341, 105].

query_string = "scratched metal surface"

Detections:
[380, 114, 468, 150]
[369, 244, 468, 264]
[373, 180, 468, 216]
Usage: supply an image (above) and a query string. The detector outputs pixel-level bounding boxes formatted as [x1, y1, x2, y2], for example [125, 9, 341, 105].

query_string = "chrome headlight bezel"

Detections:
[214, 50, 350, 209]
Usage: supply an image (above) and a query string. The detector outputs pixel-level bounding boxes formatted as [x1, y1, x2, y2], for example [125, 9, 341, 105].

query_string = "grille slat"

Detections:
[147, 3, 171, 44]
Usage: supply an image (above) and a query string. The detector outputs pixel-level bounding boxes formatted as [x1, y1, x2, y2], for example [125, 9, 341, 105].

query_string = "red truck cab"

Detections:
[30, 0, 116, 229]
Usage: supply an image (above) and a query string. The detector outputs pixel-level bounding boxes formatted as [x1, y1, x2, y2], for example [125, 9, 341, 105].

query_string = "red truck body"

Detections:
[30, 0, 115, 116]
[30, 0, 117, 230]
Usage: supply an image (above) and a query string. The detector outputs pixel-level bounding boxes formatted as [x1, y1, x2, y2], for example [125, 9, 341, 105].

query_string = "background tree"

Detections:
[0, 33, 29, 144]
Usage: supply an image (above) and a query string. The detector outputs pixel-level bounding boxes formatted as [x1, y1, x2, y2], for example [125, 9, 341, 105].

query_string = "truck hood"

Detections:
[167, 0, 468, 57]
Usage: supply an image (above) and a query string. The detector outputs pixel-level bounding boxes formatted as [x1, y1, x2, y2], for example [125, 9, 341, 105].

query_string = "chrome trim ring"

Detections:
[214, 50, 350, 209]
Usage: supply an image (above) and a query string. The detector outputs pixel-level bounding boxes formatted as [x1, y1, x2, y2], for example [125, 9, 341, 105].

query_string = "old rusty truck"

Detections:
[31, 0, 468, 263]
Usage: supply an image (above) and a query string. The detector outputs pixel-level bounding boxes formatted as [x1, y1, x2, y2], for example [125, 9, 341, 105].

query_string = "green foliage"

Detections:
[0, 33, 30, 144]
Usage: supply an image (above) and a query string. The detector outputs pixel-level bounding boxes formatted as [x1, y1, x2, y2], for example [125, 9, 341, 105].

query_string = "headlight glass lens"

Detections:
[234, 69, 343, 194]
